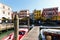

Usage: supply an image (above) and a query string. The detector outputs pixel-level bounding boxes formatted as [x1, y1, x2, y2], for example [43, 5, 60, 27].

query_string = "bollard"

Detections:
[14, 15, 19, 40]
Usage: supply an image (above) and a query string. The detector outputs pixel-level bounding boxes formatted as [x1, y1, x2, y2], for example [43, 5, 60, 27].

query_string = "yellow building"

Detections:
[51, 12, 60, 21]
[51, 16, 60, 20]
[33, 10, 41, 20]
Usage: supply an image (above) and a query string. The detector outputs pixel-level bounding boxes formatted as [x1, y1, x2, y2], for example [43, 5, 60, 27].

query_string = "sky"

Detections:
[0, 0, 60, 12]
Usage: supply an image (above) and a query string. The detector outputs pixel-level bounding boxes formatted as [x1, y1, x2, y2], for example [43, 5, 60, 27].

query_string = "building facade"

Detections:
[42, 7, 58, 19]
[18, 10, 29, 18]
[12, 12, 17, 19]
[33, 9, 41, 20]
[17, 10, 30, 25]
[58, 12, 60, 16]
[52, 12, 60, 20]
[0, 3, 12, 20]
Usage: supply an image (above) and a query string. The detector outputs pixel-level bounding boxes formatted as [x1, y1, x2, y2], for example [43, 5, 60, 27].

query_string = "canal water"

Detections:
[0, 25, 33, 40]
[0, 29, 14, 40]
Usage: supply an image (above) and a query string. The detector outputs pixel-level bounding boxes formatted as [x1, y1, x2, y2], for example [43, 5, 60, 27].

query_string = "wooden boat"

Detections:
[43, 29, 60, 40]
[2, 28, 28, 40]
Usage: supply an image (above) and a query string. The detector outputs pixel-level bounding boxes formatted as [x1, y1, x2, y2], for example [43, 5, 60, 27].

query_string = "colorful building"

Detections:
[57, 12, 60, 20]
[18, 10, 30, 25]
[42, 7, 58, 19]
[51, 12, 60, 20]
[18, 10, 29, 19]
[58, 12, 60, 16]
[33, 9, 41, 20]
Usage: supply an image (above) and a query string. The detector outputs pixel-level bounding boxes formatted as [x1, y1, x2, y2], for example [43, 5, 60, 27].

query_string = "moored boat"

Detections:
[41, 29, 60, 40]
[2, 28, 28, 40]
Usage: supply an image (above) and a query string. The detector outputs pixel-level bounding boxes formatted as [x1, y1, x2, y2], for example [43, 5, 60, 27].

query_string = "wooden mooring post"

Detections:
[27, 17, 30, 31]
[14, 15, 19, 40]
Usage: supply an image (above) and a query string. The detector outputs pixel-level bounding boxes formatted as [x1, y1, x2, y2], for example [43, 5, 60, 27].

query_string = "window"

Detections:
[48, 12, 52, 15]
[3, 11, 5, 14]
[8, 8, 10, 10]
[8, 12, 10, 15]
[3, 6, 5, 9]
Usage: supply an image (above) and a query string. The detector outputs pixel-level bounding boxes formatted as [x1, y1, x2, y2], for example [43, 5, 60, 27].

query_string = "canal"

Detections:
[0, 29, 14, 40]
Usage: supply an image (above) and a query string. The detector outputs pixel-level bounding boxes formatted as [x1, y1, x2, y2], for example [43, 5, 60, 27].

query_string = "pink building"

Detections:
[58, 12, 60, 16]
[42, 7, 58, 19]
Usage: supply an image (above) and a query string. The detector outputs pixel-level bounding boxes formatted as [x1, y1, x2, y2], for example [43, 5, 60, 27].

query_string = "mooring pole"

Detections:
[14, 15, 19, 40]
[27, 16, 30, 31]
[28, 17, 30, 27]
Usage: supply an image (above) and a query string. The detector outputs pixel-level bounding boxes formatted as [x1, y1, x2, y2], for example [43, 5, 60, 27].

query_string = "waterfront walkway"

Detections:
[22, 27, 39, 40]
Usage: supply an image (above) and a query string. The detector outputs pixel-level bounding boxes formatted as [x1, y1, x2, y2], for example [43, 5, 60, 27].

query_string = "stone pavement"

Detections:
[22, 27, 39, 40]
